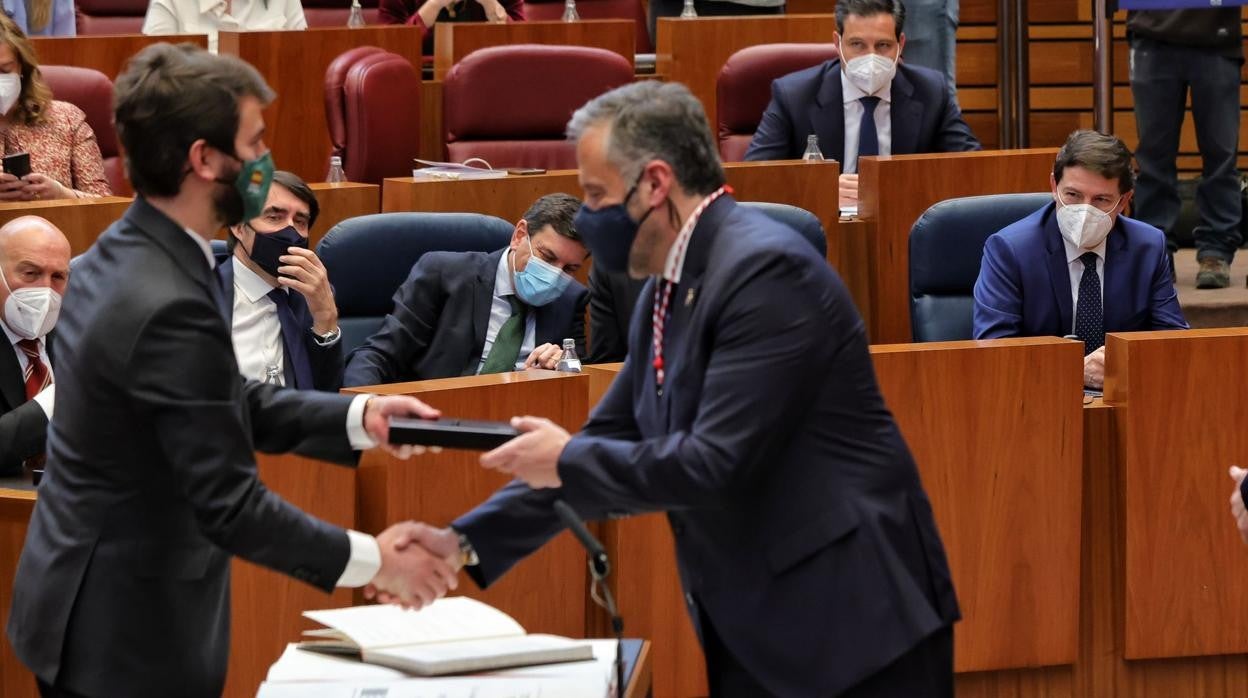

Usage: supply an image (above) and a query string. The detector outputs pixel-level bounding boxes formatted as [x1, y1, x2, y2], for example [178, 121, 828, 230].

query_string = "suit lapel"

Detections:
[470, 250, 505, 372]
[0, 342, 24, 410]
[1041, 208, 1074, 335]
[213, 259, 235, 320]
[812, 62, 845, 166]
[1100, 223, 1129, 332]
[889, 68, 922, 155]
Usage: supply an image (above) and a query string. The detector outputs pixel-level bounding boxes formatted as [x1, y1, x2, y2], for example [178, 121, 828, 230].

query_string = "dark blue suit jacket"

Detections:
[452, 197, 959, 694]
[973, 202, 1188, 340]
[744, 59, 981, 163]
[213, 255, 344, 391]
[343, 249, 588, 387]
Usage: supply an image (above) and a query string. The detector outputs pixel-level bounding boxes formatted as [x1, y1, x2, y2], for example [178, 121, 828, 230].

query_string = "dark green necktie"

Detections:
[481, 295, 527, 374]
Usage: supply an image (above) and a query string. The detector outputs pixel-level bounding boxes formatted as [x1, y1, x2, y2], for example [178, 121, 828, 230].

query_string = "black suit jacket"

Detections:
[744, 59, 981, 163]
[343, 249, 589, 387]
[214, 256, 345, 391]
[586, 266, 645, 364]
[453, 197, 960, 694]
[0, 333, 53, 475]
[7, 198, 359, 697]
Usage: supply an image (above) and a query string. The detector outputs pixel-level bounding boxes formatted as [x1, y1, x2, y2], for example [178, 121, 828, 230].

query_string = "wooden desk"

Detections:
[837, 216, 871, 332]
[219, 27, 426, 184]
[858, 148, 1058, 344]
[0, 454, 355, 698]
[0, 197, 131, 255]
[344, 371, 591, 639]
[308, 182, 379, 249]
[32, 34, 208, 79]
[433, 19, 635, 79]
[655, 15, 837, 134]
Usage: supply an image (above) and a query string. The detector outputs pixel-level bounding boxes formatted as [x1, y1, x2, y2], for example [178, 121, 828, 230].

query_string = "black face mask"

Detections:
[240, 224, 307, 278]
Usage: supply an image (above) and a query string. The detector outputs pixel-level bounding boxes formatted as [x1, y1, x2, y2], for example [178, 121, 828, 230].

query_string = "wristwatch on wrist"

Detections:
[454, 529, 480, 567]
[314, 326, 341, 344]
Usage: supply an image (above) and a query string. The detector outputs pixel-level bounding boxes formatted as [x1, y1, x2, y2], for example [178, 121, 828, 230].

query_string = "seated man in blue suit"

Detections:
[973, 130, 1188, 389]
[344, 193, 589, 387]
[218, 170, 344, 391]
[744, 0, 980, 208]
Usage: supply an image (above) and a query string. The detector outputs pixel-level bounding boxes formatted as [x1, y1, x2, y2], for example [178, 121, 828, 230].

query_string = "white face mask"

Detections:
[0, 73, 21, 116]
[1054, 195, 1121, 250]
[0, 267, 61, 340]
[841, 49, 897, 96]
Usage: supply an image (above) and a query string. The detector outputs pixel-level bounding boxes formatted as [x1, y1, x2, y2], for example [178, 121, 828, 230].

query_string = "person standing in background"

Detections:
[2, 0, 75, 36]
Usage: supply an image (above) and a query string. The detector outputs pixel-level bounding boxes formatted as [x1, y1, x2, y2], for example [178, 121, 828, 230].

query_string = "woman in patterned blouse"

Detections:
[0, 15, 110, 200]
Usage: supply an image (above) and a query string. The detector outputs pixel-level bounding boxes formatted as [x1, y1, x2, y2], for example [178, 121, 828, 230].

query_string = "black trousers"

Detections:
[646, 0, 784, 48]
[699, 605, 955, 698]
[1130, 37, 1243, 262]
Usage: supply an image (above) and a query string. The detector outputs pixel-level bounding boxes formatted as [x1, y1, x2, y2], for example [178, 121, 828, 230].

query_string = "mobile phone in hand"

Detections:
[3, 152, 31, 179]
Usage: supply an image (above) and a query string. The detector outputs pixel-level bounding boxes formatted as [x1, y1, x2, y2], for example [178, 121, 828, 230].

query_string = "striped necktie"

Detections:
[17, 338, 49, 400]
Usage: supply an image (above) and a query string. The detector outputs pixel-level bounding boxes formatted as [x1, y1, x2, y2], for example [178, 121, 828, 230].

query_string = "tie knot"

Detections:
[507, 295, 527, 315]
[1080, 252, 1099, 269]
[16, 338, 38, 358]
[861, 96, 881, 113]
[266, 287, 290, 307]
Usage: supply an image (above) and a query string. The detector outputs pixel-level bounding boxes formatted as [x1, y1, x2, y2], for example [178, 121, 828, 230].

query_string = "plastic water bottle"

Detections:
[802, 134, 825, 162]
[555, 338, 582, 373]
[347, 0, 366, 27]
[326, 156, 346, 184]
[679, 0, 697, 18]
[561, 0, 580, 21]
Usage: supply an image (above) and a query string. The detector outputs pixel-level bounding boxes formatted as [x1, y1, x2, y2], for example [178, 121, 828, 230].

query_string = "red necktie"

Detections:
[18, 338, 49, 401]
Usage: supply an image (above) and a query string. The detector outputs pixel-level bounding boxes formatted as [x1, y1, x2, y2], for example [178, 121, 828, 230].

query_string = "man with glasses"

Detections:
[973, 130, 1188, 389]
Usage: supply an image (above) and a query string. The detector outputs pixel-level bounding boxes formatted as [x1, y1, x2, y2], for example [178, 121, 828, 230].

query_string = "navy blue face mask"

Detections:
[243, 224, 307, 279]
[572, 180, 655, 274]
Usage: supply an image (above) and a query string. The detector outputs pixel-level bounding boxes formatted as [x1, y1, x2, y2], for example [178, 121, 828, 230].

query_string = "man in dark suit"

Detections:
[344, 193, 590, 387]
[401, 81, 961, 696]
[0, 216, 68, 476]
[745, 0, 979, 208]
[973, 130, 1188, 390]
[7, 44, 460, 698]
[217, 170, 343, 390]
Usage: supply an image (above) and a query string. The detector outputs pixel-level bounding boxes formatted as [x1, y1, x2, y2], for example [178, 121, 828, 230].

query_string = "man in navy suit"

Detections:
[745, 0, 980, 208]
[398, 81, 960, 696]
[217, 170, 344, 390]
[973, 130, 1188, 389]
[343, 193, 589, 387]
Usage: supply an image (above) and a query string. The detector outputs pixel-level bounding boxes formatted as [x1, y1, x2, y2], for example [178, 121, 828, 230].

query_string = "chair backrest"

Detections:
[524, 0, 652, 53]
[716, 43, 840, 162]
[323, 47, 421, 184]
[302, 0, 381, 26]
[40, 65, 127, 195]
[740, 201, 826, 258]
[909, 192, 1053, 342]
[75, 0, 147, 34]
[443, 44, 633, 170]
[317, 212, 515, 351]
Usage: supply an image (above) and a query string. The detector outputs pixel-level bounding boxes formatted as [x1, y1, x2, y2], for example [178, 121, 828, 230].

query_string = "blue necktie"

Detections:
[1075, 252, 1104, 356]
[267, 288, 315, 389]
[858, 96, 881, 159]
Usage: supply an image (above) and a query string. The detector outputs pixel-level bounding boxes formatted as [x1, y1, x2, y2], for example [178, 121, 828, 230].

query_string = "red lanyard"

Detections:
[651, 185, 731, 393]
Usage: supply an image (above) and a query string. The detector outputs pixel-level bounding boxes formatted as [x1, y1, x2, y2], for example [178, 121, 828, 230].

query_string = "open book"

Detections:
[298, 597, 594, 677]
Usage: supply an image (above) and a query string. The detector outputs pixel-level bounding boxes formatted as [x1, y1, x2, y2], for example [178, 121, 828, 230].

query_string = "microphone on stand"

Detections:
[553, 499, 625, 698]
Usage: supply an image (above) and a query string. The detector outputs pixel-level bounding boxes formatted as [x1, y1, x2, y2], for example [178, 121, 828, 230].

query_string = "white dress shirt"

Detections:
[2, 322, 54, 417]
[840, 69, 893, 175]
[476, 251, 536, 373]
[181, 227, 381, 587]
[1062, 234, 1107, 335]
[231, 257, 287, 385]
[142, 0, 308, 53]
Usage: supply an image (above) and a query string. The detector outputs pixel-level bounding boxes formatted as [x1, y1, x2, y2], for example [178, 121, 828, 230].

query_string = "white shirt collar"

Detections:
[232, 255, 280, 304]
[840, 66, 893, 104]
[1, 320, 32, 348]
[494, 249, 516, 298]
[1061, 228, 1110, 265]
[661, 187, 731, 284]
[181, 227, 217, 269]
[199, 0, 228, 17]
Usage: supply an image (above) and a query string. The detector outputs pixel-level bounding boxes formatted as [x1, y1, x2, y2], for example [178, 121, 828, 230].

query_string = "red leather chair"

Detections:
[40, 65, 127, 196]
[524, 0, 652, 53]
[716, 43, 840, 162]
[302, 0, 381, 27]
[324, 47, 421, 184]
[443, 44, 632, 170]
[75, 0, 148, 34]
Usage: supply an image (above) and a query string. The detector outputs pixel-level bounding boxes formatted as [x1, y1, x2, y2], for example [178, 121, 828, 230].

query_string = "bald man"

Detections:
[0, 216, 70, 476]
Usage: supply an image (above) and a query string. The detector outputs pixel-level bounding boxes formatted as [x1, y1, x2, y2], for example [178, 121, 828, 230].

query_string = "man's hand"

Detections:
[479, 416, 570, 488]
[476, 0, 508, 22]
[839, 173, 859, 209]
[1230, 466, 1248, 545]
[363, 395, 442, 458]
[524, 343, 562, 370]
[1083, 346, 1106, 389]
[20, 173, 71, 201]
[277, 247, 339, 335]
[364, 521, 460, 609]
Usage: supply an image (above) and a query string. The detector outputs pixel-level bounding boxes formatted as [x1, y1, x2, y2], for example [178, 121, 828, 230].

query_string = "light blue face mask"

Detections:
[513, 235, 572, 307]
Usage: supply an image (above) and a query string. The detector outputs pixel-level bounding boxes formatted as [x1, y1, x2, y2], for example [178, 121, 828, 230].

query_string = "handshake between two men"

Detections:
[359, 395, 574, 609]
